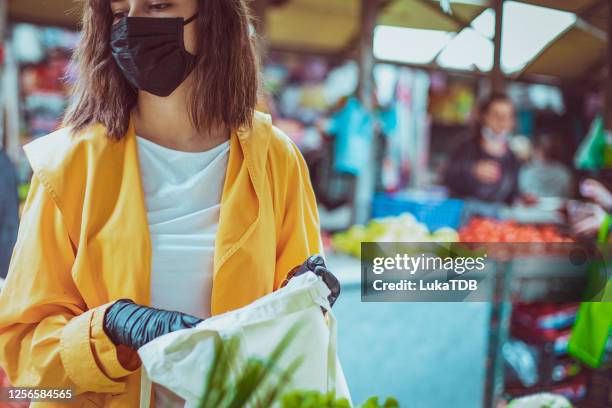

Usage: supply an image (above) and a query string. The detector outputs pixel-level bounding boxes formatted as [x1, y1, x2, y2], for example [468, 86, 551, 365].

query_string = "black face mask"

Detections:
[110, 14, 198, 97]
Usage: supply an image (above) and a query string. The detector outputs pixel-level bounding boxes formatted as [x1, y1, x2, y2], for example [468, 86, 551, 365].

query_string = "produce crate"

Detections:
[583, 367, 612, 407]
[505, 372, 588, 403]
[371, 193, 464, 231]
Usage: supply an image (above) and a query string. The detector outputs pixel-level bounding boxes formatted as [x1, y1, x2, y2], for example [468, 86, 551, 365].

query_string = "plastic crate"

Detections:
[371, 193, 464, 231]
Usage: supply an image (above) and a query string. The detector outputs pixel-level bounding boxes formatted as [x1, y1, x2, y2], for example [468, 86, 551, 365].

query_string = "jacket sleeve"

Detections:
[0, 173, 139, 395]
[274, 141, 324, 289]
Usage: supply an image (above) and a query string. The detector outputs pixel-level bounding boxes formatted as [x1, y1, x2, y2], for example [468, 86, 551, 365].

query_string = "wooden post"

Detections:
[252, 0, 268, 58]
[491, 0, 505, 92]
[352, 0, 379, 226]
[605, 1, 612, 130]
[358, 0, 377, 110]
[0, 0, 6, 40]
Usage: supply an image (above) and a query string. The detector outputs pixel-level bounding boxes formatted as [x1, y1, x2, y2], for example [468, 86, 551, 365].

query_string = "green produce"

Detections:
[281, 390, 351, 408]
[196, 323, 401, 408]
[18, 183, 30, 202]
[281, 391, 399, 408]
[332, 213, 459, 257]
[507, 393, 572, 408]
[361, 396, 400, 408]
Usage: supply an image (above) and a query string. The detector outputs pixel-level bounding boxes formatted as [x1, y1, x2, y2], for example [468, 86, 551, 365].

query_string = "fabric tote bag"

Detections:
[137, 272, 352, 407]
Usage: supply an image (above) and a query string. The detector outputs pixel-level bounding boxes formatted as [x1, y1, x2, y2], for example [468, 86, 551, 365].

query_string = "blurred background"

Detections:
[0, 0, 611, 407]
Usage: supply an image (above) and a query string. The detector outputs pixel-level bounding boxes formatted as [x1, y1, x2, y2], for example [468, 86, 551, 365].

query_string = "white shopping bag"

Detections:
[138, 272, 352, 408]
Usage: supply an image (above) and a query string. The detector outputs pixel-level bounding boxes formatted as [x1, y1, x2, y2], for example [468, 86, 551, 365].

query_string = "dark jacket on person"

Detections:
[444, 138, 520, 203]
[0, 149, 19, 279]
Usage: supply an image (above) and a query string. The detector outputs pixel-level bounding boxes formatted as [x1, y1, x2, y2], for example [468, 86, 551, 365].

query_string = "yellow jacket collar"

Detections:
[23, 112, 275, 307]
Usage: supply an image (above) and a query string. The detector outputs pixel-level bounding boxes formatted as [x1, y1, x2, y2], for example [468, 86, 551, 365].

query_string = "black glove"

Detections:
[283, 254, 341, 308]
[103, 299, 203, 350]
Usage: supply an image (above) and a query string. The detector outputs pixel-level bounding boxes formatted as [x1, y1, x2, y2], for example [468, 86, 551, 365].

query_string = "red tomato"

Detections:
[459, 218, 572, 243]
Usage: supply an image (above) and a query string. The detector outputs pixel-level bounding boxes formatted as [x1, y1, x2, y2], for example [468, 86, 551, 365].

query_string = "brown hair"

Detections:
[63, 0, 261, 139]
[477, 92, 513, 119]
[471, 91, 514, 143]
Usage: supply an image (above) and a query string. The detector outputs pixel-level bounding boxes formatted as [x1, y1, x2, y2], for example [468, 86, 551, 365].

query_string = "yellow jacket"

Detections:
[0, 112, 322, 407]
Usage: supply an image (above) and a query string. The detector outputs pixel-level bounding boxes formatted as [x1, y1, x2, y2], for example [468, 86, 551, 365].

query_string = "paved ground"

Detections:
[329, 254, 491, 407]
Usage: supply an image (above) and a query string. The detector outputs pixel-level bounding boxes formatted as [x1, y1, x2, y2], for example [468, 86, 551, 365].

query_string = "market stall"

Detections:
[1, 0, 611, 407]
[5, 1, 611, 200]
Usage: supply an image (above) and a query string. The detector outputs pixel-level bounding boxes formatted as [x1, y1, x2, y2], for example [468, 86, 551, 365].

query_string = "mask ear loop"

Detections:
[183, 13, 199, 26]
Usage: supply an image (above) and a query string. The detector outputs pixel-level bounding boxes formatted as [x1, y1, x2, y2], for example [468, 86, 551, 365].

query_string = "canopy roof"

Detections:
[7, 0, 609, 83]
[516, 0, 607, 81]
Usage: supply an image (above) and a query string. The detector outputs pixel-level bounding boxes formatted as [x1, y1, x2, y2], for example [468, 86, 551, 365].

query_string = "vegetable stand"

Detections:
[484, 252, 591, 406]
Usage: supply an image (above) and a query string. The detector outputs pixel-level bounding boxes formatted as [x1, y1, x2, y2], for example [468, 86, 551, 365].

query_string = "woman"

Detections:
[444, 93, 520, 203]
[567, 178, 612, 375]
[0, 1, 339, 407]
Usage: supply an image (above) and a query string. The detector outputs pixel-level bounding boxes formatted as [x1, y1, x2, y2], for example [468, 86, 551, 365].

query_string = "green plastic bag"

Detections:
[569, 301, 612, 368]
[568, 215, 612, 368]
[574, 115, 611, 170]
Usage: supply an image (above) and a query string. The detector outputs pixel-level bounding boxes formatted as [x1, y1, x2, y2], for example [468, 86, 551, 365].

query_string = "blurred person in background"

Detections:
[444, 93, 520, 203]
[567, 177, 612, 374]
[0, 148, 19, 280]
[0, 1, 339, 407]
[519, 133, 574, 198]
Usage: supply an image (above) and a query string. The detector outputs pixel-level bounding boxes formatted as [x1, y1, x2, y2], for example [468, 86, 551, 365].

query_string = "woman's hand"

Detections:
[283, 254, 341, 307]
[580, 178, 612, 211]
[103, 300, 202, 350]
[473, 160, 501, 184]
[571, 203, 607, 237]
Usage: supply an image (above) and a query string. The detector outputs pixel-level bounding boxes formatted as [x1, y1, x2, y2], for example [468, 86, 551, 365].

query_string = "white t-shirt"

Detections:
[136, 135, 230, 319]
